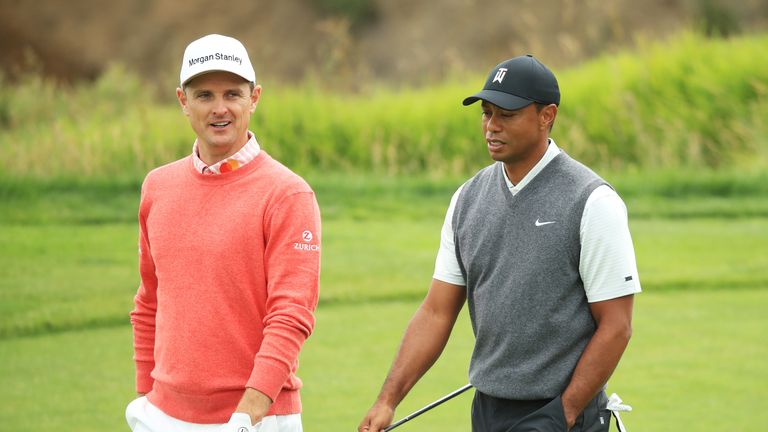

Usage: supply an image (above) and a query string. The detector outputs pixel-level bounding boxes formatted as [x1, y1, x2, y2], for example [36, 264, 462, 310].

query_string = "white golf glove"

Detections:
[606, 393, 632, 432]
[606, 393, 632, 412]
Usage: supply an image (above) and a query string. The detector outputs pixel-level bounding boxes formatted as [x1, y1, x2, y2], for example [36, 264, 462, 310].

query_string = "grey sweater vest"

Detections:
[453, 152, 607, 399]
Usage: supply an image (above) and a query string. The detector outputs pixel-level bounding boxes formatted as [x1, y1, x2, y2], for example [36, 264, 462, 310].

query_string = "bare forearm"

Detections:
[561, 295, 634, 428]
[360, 280, 465, 432]
[235, 387, 272, 425]
[561, 324, 631, 423]
[376, 303, 457, 407]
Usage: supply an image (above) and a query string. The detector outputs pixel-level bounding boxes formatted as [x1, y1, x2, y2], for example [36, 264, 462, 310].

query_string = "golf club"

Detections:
[383, 384, 474, 431]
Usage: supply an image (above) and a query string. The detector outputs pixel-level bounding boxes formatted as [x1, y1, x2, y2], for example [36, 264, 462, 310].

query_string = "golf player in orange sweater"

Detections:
[126, 34, 321, 432]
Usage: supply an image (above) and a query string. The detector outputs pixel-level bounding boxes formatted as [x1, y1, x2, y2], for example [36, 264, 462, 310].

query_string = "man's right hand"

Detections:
[357, 280, 466, 432]
[358, 402, 395, 432]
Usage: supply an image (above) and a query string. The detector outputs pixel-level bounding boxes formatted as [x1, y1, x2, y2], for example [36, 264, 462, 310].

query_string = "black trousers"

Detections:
[471, 390, 611, 432]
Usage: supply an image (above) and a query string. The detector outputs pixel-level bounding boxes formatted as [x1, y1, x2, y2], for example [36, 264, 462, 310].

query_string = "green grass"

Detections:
[633, 218, 768, 291]
[2, 172, 768, 338]
[4, 167, 768, 227]
[1, 289, 766, 431]
[2, 213, 767, 338]
[0, 176, 142, 225]
[558, 32, 768, 170]
[0, 327, 136, 431]
[611, 289, 768, 431]
[0, 224, 137, 338]
[300, 300, 475, 431]
[1, 170, 766, 430]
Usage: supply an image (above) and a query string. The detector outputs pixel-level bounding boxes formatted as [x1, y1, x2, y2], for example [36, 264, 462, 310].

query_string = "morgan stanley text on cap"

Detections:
[462, 55, 560, 110]
[179, 34, 256, 87]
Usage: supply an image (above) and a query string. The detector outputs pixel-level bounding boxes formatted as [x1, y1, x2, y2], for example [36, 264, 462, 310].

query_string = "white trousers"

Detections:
[126, 396, 302, 432]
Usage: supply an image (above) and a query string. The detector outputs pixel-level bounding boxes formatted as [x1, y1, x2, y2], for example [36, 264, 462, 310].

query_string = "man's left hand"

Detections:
[563, 407, 577, 430]
[235, 387, 273, 425]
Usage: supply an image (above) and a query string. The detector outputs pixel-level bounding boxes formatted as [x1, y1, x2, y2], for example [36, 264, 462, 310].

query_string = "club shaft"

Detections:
[383, 384, 473, 431]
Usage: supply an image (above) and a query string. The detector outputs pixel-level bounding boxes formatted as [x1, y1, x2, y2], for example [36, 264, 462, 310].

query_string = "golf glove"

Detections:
[606, 393, 632, 432]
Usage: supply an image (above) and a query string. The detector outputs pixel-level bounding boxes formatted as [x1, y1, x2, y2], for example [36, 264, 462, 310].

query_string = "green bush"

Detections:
[558, 31, 768, 170]
[1, 32, 766, 180]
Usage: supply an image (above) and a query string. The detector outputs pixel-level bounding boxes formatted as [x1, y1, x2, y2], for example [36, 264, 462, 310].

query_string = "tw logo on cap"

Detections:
[492, 67, 508, 83]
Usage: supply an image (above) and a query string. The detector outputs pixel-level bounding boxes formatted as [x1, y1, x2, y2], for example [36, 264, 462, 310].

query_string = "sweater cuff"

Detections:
[245, 361, 289, 402]
[135, 360, 155, 393]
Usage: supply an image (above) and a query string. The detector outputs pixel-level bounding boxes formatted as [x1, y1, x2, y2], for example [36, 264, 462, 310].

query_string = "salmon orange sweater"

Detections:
[130, 150, 321, 423]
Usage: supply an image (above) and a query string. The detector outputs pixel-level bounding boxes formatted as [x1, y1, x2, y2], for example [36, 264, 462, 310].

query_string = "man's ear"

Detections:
[540, 104, 557, 130]
[176, 87, 190, 116]
[250, 84, 262, 114]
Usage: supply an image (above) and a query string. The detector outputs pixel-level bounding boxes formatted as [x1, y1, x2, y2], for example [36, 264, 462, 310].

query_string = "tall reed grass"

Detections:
[1, 31, 766, 180]
[558, 32, 768, 170]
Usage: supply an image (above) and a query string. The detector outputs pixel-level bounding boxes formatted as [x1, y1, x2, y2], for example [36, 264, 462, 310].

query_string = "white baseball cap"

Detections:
[179, 34, 256, 87]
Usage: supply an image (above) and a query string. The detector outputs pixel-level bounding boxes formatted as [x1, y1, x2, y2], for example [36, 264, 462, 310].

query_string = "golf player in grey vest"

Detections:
[359, 55, 641, 432]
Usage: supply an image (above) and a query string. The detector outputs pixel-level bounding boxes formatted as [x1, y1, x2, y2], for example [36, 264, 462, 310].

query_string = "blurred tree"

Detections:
[314, 0, 379, 31]
[696, 0, 741, 36]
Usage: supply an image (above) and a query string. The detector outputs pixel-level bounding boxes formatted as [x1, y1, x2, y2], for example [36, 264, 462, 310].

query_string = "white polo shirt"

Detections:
[433, 140, 641, 302]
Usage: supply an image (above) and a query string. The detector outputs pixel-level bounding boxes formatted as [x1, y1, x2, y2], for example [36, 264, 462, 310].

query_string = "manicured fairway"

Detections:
[1, 289, 766, 431]
[1, 186, 766, 431]
[2, 217, 767, 337]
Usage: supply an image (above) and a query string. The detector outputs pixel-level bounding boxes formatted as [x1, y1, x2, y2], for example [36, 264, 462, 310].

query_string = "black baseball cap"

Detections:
[462, 55, 560, 110]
